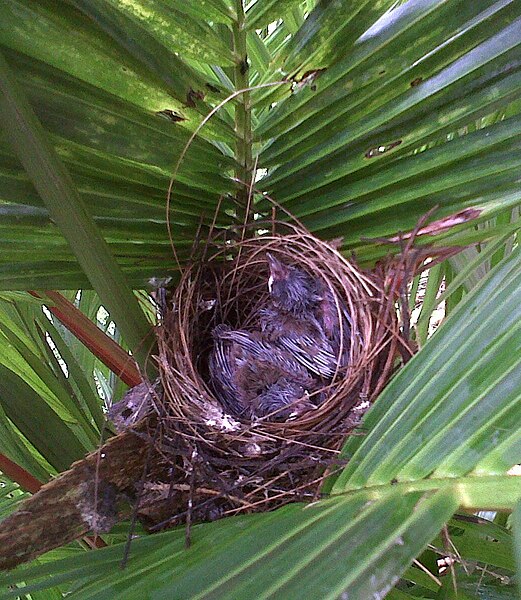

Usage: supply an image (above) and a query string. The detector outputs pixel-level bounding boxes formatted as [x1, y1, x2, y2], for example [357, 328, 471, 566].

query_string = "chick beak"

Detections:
[266, 253, 288, 282]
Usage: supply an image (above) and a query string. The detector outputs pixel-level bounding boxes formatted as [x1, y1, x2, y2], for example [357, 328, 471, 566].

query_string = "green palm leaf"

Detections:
[0, 0, 519, 287]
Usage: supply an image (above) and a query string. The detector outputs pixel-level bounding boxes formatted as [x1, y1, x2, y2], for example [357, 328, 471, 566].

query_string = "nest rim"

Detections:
[124, 221, 414, 529]
[155, 223, 400, 444]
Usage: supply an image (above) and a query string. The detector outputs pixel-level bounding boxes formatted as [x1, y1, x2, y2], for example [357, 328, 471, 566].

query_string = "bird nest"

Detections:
[136, 223, 408, 531]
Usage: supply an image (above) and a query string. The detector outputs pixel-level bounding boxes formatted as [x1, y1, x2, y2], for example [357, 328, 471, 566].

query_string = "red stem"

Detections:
[0, 453, 42, 493]
[29, 291, 143, 387]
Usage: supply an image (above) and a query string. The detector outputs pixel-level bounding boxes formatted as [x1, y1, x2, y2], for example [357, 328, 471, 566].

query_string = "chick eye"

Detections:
[268, 275, 274, 293]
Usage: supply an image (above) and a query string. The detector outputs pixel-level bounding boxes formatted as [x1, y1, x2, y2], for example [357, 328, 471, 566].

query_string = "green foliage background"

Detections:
[0, 0, 520, 597]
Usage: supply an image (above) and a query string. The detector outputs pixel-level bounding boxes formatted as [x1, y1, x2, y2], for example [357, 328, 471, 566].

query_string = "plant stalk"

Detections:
[0, 51, 155, 374]
[232, 0, 253, 225]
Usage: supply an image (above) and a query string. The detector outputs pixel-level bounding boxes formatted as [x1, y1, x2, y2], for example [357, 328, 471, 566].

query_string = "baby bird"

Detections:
[208, 255, 352, 421]
[240, 363, 317, 421]
[314, 277, 352, 368]
[208, 324, 316, 420]
[260, 253, 342, 380]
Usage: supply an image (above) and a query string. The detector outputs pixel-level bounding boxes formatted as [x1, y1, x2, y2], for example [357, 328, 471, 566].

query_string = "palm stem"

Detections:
[232, 0, 253, 224]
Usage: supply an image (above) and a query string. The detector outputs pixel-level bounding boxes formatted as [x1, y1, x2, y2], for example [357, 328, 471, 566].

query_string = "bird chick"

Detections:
[314, 277, 352, 368]
[266, 252, 321, 315]
[208, 255, 352, 420]
[208, 324, 316, 420]
[261, 253, 339, 380]
[238, 362, 318, 421]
